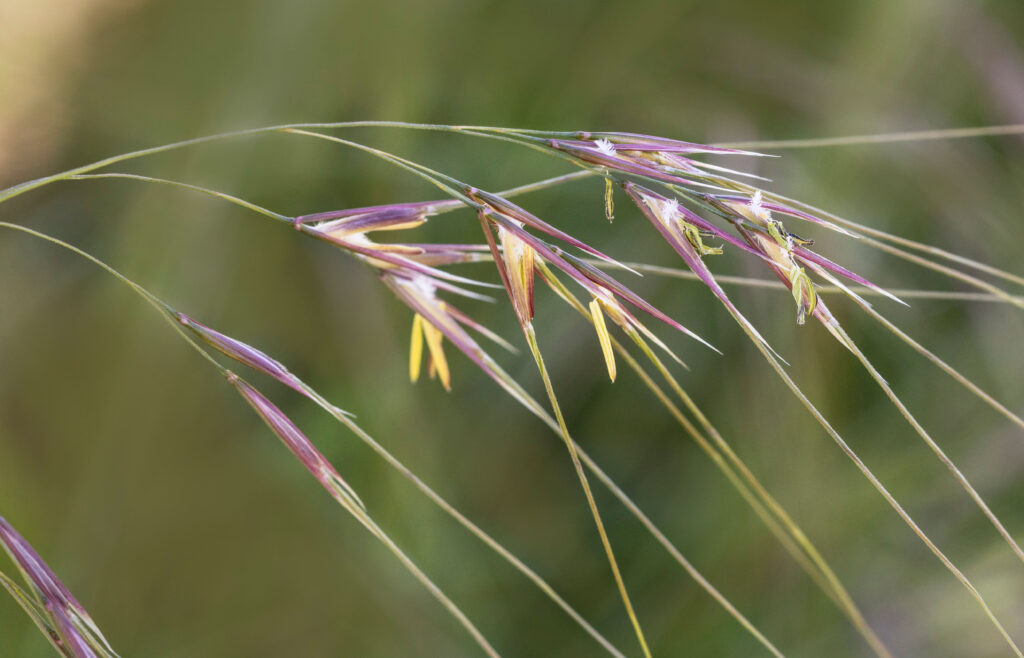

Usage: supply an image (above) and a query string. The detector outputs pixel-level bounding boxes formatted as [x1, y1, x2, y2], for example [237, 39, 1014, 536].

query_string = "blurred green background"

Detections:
[2, 1, 1024, 656]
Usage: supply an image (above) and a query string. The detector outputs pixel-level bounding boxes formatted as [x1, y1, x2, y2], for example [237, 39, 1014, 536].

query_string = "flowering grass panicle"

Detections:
[3, 120, 1024, 657]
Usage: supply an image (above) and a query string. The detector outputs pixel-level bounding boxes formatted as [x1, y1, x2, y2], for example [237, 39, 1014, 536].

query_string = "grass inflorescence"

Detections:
[2, 121, 1024, 656]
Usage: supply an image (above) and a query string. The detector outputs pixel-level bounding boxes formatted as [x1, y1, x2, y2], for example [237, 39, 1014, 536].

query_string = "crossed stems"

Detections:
[3, 122, 1024, 656]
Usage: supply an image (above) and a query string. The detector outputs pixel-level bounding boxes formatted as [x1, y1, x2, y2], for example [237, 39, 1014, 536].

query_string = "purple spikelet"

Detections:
[0, 517, 110, 657]
[226, 372, 364, 510]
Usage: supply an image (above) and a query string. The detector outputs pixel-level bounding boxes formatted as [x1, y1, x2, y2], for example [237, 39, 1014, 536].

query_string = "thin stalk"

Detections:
[824, 319, 1024, 564]
[280, 129, 475, 205]
[0, 220, 788, 657]
[742, 318, 1022, 656]
[66, 174, 293, 224]
[428, 305, 787, 655]
[717, 123, 1024, 151]
[0, 121, 519, 205]
[299, 385, 627, 658]
[634, 335, 893, 657]
[571, 441, 787, 658]
[522, 325, 652, 658]
[860, 227, 1024, 290]
[539, 263, 882, 657]
[0, 223, 501, 658]
[291, 126, 653, 654]
[0, 223, 225, 374]
[853, 302, 1024, 432]
[587, 260, 1024, 304]
[489, 170, 594, 199]
[355, 511, 501, 658]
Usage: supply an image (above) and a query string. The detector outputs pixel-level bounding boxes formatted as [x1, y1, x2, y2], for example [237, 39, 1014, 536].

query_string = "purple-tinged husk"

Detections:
[226, 373, 364, 510]
[623, 183, 774, 353]
[292, 199, 461, 226]
[0, 516, 111, 657]
[177, 314, 306, 394]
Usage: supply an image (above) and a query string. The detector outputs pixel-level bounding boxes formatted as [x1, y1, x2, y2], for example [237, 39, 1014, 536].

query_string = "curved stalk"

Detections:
[537, 262, 888, 658]
[10, 119, 1024, 654]
[523, 324, 653, 658]
[2, 155, 790, 658]
[1, 220, 791, 656]
[290, 127, 654, 655]
[823, 318, 1024, 563]
[0, 222, 502, 658]
[717, 123, 1024, 151]
[756, 340, 1023, 655]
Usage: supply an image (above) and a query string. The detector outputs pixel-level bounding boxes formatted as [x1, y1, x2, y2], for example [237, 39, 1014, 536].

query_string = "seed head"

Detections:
[550, 133, 769, 192]
[177, 314, 307, 395]
[0, 516, 113, 657]
[227, 372, 364, 510]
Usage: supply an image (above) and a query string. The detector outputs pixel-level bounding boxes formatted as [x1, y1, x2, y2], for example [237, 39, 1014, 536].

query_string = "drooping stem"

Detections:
[522, 325, 653, 658]
[827, 320, 1024, 564]
[633, 338, 893, 657]
[23, 163, 797, 651]
[10, 120, 1022, 653]
[296, 386, 627, 658]
[8, 118, 1021, 306]
[751, 332, 1022, 656]
[1, 207, 793, 655]
[355, 511, 502, 658]
[0, 222, 502, 658]
[537, 261, 884, 657]
[849, 301, 1024, 432]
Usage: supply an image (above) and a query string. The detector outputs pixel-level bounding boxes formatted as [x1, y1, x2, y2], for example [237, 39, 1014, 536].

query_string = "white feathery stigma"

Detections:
[593, 138, 616, 157]
[409, 273, 438, 298]
[656, 197, 681, 227]
[748, 189, 771, 222]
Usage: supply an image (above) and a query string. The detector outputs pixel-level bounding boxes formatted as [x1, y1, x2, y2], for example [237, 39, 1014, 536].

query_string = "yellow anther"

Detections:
[410, 313, 451, 390]
[409, 314, 425, 383]
[590, 298, 617, 382]
[421, 319, 451, 391]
